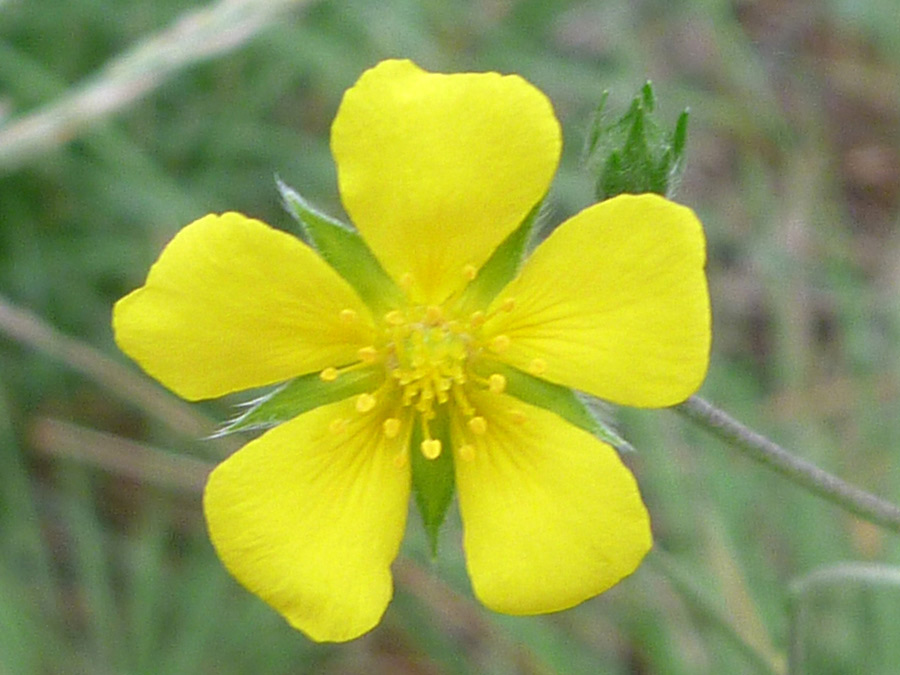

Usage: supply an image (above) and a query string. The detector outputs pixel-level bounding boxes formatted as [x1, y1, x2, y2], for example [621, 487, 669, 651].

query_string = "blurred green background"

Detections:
[1, 0, 899, 673]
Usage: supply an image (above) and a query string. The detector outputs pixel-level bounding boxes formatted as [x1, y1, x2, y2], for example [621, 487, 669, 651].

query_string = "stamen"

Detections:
[489, 335, 511, 353]
[468, 416, 487, 435]
[399, 273, 414, 290]
[528, 358, 547, 376]
[509, 409, 527, 425]
[469, 310, 486, 328]
[319, 367, 339, 382]
[383, 417, 401, 439]
[459, 444, 475, 461]
[339, 308, 358, 323]
[421, 438, 442, 459]
[358, 346, 379, 363]
[355, 393, 377, 413]
[393, 445, 409, 467]
[462, 264, 477, 281]
[329, 418, 349, 434]
[500, 297, 516, 312]
[425, 305, 443, 324]
[488, 373, 506, 394]
[384, 309, 405, 326]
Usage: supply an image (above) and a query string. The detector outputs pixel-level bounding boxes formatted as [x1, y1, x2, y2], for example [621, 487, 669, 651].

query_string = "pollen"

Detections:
[421, 438, 442, 459]
[356, 393, 377, 413]
[489, 334, 511, 353]
[319, 367, 339, 382]
[488, 373, 506, 393]
[383, 417, 401, 438]
[329, 418, 349, 434]
[458, 443, 475, 461]
[384, 309, 405, 326]
[500, 297, 516, 312]
[339, 308, 358, 323]
[462, 264, 477, 281]
[468, 416, 487, 435]
[528, 358, 547, 375]
[358, 346, 379, 363]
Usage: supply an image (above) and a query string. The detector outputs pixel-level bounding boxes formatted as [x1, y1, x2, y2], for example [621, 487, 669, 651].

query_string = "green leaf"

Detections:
[410, 412, 455, 557]
[455, 199, 542, 314]
[488, 361, 632, 453]
[217, 367, 382, 435]
[276, 178, 404, 313]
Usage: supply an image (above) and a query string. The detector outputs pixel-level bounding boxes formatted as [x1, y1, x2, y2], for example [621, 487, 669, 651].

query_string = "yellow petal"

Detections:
[331, 59, 561, 304]
[113, 212, 375, 401]
[484, 193, 710, 407]
[204, 398, 410, 642]
[453, 393, 652, 614]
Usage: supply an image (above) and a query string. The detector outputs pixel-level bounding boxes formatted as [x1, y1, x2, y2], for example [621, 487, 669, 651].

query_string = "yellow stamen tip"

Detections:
[459, 444, 475, 461]
[339, 308, 358, 323]
[384, 309, 405, 326]
[399, 273, 414, 290]
[356, 393, 377, 413]
[462, 264, 477, 281]
[509, 409, 527, 425]
[489, 335, 511, 353]
[421, 438, 442, 460]
[329, 418, 349, 434]
[528, 358, 547, 375]
[383, 417, 401, 439]
[358, 346, 378, 363]
[320, 367, 339, 382]
[393, 450, 408, 468]
[468, 416, 487, 435]
[501, 297, 516, 312]
[425, 305, 443, 323]
[488, 373, 506, 394]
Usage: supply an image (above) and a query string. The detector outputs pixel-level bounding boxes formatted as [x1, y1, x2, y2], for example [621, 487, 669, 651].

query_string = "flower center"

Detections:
[320, 280, 520, 464]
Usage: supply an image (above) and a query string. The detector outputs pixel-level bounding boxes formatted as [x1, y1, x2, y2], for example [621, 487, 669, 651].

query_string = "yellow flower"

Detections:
[113, 59, 711, 642]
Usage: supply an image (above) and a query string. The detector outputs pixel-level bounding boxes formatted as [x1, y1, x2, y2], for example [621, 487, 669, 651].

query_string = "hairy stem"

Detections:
[675, 396, 900, 534]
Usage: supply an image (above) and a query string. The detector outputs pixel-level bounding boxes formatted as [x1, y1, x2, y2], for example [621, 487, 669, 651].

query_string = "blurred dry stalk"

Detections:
[0, 0, 316, 172]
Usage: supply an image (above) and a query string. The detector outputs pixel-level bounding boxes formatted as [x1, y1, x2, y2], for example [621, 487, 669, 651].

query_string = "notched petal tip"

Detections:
[332, 59, 562, 304]
[203, 399, 410, 642]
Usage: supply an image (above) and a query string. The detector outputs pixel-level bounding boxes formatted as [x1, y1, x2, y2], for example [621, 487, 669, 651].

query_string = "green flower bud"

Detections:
[586, 82, 689, 200]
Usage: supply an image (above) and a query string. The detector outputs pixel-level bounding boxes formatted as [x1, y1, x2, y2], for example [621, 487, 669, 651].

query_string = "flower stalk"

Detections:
[675, 396, 900, 534]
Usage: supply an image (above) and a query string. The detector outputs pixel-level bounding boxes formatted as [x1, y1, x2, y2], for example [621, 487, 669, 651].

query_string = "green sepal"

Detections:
[455, 200, 542, 314]
[410, 412, 455, 558]
[276, 178, 405, 313]
[585, 82, 689, 200]
[216, 367, 382, 436]
[488, 361, 633, 453]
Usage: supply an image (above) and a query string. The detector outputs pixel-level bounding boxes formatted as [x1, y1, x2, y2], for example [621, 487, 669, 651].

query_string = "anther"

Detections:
[489, 335, 511, 353]
[462, 264, 477, 281]
[488, 373, 507, 394]
[399, 273, 414, 290]
[358, 346, 378, 363]
[421, 439, 442, 460]
[468, 416, 487, 435]
[384, 310, 405, 326]
[339, 308, 358, 323]
[425, 305, 443, 324]
[509, 409, 527, 425]
[469, 311, 486, 328]
[501, 297, 516, 312]
[319, 367, 339, 382]
[459, 444, 475, 461]
[383, 417, 401, 439]
[355, 393, 377, 413]
[528, 358, 547, 376]
[329, 418, 349, 434]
